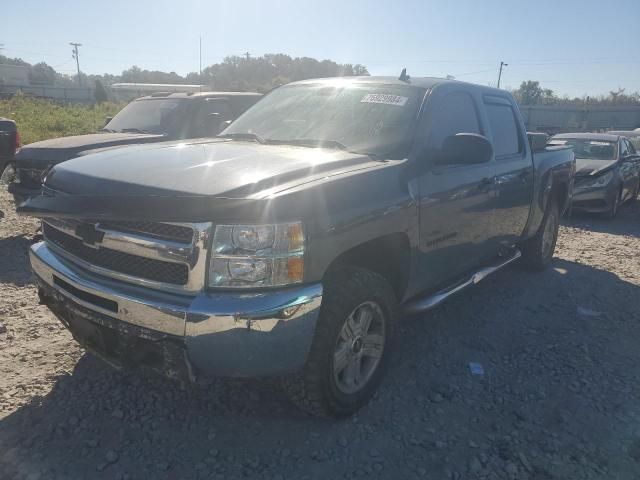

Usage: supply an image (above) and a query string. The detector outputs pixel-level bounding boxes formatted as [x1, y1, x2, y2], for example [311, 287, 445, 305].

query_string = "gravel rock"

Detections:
[105, 451, 119, 464]
[1, 190, 640, 479]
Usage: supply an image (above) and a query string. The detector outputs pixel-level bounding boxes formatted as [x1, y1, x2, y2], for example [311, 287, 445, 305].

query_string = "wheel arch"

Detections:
[323, 233, 411, 302]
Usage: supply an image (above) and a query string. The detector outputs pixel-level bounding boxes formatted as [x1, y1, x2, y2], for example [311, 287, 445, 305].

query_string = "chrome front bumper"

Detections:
[30, 242, 323, 377]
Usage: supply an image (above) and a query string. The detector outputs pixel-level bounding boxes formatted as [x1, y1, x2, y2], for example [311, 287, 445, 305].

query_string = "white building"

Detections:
[0, 64, 30, 86]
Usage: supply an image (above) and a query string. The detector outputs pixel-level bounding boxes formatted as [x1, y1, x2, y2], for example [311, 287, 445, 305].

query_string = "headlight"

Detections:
[208, 222, 305, 288]
[577, 171, 614, 189]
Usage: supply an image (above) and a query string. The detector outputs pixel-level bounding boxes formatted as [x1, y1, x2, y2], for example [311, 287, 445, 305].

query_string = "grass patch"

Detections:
[0, 93, 125, 145]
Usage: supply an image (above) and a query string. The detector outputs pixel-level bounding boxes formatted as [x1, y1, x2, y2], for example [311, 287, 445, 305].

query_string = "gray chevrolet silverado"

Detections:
[9, 91, 262, 204]
[21, 76, 575, 417]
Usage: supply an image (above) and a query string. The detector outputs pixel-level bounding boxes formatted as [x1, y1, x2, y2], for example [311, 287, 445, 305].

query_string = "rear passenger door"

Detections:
[415, 89, 498, 291]
[484, 96, 533, 247]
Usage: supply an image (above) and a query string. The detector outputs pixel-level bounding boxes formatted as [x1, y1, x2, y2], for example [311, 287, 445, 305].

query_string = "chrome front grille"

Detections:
[42, 218, 212, 294]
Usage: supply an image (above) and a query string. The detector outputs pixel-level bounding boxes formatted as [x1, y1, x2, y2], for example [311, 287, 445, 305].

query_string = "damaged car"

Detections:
[549, 133, 640, 218]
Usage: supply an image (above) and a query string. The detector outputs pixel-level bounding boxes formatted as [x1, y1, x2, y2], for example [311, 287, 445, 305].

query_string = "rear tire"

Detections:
[281, 267, 397, 417]
[520, 201, 560, 271]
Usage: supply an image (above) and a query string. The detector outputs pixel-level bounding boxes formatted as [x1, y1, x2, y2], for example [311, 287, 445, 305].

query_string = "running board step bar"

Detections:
[403, 249, 522, 315]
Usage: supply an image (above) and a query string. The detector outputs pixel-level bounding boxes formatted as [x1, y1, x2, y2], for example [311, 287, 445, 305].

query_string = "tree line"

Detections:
[0, 53, 369, 97]
[512, 80, 640, 107]
[1, 53, 638, 106]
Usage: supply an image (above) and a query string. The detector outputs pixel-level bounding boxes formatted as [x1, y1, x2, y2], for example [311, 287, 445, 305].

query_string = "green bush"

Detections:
[0, 94, 125, 145]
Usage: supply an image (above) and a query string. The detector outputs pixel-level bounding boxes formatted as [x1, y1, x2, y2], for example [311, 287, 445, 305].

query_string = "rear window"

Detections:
[485, 103, 521, 157]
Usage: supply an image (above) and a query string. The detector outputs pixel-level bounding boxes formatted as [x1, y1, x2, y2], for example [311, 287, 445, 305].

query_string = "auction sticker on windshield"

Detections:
[361, 94, 408, 106]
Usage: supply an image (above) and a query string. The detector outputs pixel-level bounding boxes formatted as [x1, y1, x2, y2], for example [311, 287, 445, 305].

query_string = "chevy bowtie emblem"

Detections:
[75, 223, 105, 247]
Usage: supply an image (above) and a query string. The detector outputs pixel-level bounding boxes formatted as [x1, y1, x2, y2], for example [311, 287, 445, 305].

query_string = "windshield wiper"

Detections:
[121, 128, 153, 134]
[217, 132, 266, 144]
[267, 138, 348, 150]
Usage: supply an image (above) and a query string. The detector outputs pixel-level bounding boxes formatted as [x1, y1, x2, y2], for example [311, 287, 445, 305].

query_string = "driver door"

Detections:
[414, 89, 497, 292]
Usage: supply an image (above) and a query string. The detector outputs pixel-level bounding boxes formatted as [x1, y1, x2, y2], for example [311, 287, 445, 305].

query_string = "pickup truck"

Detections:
[0, 117, 19, 184]
[8, 91, 262, 204]
[21, 76, 575, 417]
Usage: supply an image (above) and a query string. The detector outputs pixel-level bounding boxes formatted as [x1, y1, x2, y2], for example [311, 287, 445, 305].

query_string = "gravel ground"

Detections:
[1, 189, 640, 480]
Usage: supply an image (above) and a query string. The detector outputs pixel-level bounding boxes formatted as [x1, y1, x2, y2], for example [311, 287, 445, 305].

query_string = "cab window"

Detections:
[429, 92, 481, 150]
[484, 101, 522, 157]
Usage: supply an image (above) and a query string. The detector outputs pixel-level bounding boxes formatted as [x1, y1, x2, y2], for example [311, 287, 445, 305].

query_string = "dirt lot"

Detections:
[1, 188, 639, 480]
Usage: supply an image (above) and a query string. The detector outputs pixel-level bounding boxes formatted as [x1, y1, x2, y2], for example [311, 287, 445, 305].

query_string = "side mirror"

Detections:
[435, 133, 493, 166]
[104, 116, 113, 127]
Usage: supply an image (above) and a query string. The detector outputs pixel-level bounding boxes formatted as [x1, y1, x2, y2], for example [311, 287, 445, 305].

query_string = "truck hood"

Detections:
[575, 158, 617, 177]
[15, 132, 164, 167]
[44, 139, 379, 199]
[19, 139, 384, 222]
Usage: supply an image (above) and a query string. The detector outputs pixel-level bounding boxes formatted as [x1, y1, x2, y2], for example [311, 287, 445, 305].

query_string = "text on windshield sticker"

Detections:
[361, 94, 408, 106]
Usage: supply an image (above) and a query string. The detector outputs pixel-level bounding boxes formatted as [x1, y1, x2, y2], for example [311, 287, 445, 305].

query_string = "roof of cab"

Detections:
[286, 75, 499, 92]
[553, 132, 621, 141]
[135, 91, 263, 101]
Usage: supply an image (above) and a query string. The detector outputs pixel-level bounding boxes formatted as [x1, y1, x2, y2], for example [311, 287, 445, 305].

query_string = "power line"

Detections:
[69, 42, 82, 85]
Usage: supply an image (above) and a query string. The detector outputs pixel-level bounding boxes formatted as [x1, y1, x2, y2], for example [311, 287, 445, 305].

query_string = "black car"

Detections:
[8, 91, 262, 204]
[549, 133, 640, 218]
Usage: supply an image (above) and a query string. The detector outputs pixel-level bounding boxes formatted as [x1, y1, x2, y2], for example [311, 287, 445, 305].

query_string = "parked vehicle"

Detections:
[549, 133, 640, 218]
[8, 91, 262, 204]
[0, 117, 19, 184]
[21, 76, 575, 417]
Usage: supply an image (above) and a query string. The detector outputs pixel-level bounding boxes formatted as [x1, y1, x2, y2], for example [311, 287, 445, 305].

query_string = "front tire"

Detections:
[605, 189, 621, 219]
[520, 201, 560, 271]
[282, 267, 397, 417]
[0, 162, 16, 185]
[628, 181, 639, 204]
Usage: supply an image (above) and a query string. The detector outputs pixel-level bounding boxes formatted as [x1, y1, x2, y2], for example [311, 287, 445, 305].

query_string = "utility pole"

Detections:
[199, 36, 202, 79]
[243, 51, 251, 61]
[70, 42, 82, 85]
[497, 61, 508, 89]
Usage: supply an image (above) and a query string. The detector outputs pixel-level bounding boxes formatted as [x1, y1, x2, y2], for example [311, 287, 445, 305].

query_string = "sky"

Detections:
[3, 0, 640, 97]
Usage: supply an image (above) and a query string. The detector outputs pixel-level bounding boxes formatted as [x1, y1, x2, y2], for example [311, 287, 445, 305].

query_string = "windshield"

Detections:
[549, 138, 617, 160]
[221, 83, 425, 158]
[104, 98, 187, 135]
